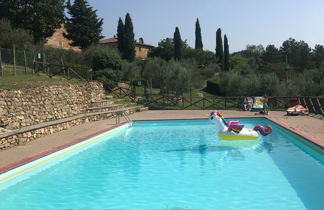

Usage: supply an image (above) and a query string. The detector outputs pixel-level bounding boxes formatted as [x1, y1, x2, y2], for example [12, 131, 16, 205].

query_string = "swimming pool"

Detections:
[0, 118, 323, 210]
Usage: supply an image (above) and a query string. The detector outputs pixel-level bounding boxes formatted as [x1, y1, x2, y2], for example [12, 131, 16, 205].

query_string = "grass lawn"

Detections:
[0, 73, 85, 90]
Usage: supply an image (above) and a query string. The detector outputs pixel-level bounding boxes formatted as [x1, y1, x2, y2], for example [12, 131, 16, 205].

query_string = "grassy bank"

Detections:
[0, 74, 85, 90]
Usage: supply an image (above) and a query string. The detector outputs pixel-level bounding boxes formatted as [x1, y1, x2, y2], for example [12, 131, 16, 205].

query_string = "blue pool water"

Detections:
[0, 119, 323, 210]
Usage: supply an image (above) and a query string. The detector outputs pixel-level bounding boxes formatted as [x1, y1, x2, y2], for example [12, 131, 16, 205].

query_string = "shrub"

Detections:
[94, 69, 121, 90]
[201, 63, 221, 78]
[160, 60, 191, 96]
[91, 49, 122, 71]
[0, 19, 34, 49]
[121, 61, 141, 82]
[206, 77, 222, 95]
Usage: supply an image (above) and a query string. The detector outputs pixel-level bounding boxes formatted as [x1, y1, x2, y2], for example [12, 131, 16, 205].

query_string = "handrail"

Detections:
[122, 112, 133, 127]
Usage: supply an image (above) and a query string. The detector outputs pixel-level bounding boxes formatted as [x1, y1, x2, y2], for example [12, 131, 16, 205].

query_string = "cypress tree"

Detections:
[216, 28, 224, 70]
[123, 13, 136, 62]
[195, 18, 203, 50]
[224, 35, 230, 71]
[174, 27, 183, 60]
[117, 17, 125, 57]
[65, 0, 103, 49]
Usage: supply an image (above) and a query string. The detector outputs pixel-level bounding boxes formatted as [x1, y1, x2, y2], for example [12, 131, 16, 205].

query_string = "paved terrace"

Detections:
[0, 110, 323, 171]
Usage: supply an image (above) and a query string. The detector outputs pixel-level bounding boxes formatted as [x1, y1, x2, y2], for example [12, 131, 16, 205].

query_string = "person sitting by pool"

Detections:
[242, 96, 253, 111]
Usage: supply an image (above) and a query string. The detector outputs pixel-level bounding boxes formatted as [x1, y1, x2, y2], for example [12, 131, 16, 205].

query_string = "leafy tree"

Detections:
[0, 19, 34, 49]
[241, 44, 264, 71]
[91, 48, 122, 71]
[142, 58, 167, 88]
[201, 63, 221, 78]
[244, 44, 265, 57]
[260, 45, 284, 78]
[215, 28, 224, 70]
[117, 17, 125, 57]
[262, 45, 281, 63]
[65, 0, 103, 49]
[94, 69, 121, 90]
[184, 48, 217, 66]
[123, 13, 135, 62]
[280, 38, 312, 72]
[312, 45, 324, 68]
[0, 0, 65, 43]
[224, 35, 229, 71]
[229, 54, 249, 73]
[121, 61, 141, 81]
[161, 60, 191, 95]
[195, 18, 203, 50]
[87, 47, 122, 90]
[173, 27, 183, 60]
[149, 38, 174, 61]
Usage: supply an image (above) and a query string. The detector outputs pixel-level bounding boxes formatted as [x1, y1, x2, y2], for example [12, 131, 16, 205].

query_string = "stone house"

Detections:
[99, 37, 154, 59]
[46, 25, 81, 52]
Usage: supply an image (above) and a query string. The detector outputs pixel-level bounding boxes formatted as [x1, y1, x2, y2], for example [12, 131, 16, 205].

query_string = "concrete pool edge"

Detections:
[264, 116, 324, 149]
[0, 115, 322, 175]
[0, 122, 127, 175]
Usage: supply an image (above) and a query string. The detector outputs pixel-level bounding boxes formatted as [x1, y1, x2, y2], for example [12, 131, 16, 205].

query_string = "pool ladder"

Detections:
[123, 112, 133, 127]
[116, 111, 133, 127]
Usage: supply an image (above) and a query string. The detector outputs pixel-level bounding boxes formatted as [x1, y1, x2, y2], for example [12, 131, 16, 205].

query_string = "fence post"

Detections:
[67, 67, 70, 79]
[0, 47, 3, 77]
[43, 52, 49, 76]
[32, 50, 35, 73]
[13, 45, 16, 75]
[61, 59, 65, 77]
[182, 96, 184, 109]
[224, 98, 227, 110]
[23, 50, 27, 74]
[203, 96, 205, 109]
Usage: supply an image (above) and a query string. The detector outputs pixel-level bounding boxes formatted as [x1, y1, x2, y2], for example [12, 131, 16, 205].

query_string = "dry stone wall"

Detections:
[0, 108, 139, 150]
[0, 82, 104, 130]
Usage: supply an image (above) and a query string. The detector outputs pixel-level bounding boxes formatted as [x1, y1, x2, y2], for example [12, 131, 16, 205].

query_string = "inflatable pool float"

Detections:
[209, 112, 272, 141]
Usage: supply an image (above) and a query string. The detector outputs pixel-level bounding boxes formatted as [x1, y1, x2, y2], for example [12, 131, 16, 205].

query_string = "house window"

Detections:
[139, 47, 142, 52]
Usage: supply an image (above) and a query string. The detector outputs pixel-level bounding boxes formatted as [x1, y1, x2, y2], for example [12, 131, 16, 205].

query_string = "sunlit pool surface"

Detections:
[0, 119, 323, 210]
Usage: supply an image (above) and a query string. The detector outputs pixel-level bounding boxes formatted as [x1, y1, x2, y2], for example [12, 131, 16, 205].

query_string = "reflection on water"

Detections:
[164, 141, 273, 162]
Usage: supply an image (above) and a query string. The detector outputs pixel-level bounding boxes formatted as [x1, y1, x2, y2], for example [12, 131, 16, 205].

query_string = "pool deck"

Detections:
[0, 110, 323, 173]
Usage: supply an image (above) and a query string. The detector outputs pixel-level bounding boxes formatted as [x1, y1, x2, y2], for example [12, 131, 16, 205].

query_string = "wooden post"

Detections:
[23, 50, 27, 74]
[61, 59, 65, 77]
[32, 50, 35, 73]
[224, 98, 227, 110]
[43, 52, 48, 75]
[13, 45, 16, 75]
[67, 67, 70, 79]
[0, 47, 3, 77]
[182, 96, 184, 109]
[203, 96, 205, 109]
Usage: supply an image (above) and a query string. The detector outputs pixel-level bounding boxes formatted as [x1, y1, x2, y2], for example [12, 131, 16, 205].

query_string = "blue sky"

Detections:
[87, 0, 324, 52]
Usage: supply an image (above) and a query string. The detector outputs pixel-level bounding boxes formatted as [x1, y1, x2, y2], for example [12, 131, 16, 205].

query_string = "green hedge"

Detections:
[206, 78, 223, 95]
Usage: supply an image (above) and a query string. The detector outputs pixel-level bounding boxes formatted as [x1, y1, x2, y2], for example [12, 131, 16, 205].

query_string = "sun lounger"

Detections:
[252, 96, 264, 110]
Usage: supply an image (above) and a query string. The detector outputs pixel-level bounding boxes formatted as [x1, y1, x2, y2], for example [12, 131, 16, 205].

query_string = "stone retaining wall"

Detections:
[0, 108, 137, 150]
[0, 82, 104, 130]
